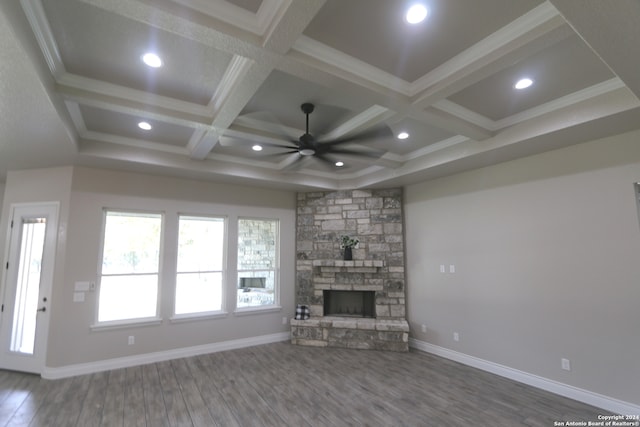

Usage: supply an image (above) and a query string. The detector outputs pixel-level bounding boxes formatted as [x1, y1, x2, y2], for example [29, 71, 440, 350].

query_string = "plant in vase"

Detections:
[340, 235, 359, 260]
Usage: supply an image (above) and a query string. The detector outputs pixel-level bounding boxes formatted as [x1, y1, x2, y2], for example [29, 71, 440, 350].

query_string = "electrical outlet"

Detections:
[282, 316, 288, 325]
[561, 358, 571, 371]
[421, 324, 427, 333]
[449, 264, 456, 273]
[439, 265, 445, 273]
[128, 336, 135, 345]
[453, 332, 460, 342]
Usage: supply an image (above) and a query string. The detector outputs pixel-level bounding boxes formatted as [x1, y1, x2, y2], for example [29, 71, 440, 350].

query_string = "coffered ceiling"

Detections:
[1, 0, 639, 190]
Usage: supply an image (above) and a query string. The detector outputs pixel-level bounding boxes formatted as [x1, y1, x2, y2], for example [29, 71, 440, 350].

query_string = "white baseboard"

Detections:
[409, 338, 640, 416]
[42, 332, 290, 380]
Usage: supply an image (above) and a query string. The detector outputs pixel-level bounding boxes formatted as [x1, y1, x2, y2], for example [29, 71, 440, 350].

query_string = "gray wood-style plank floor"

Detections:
[0, 342, 604, 426]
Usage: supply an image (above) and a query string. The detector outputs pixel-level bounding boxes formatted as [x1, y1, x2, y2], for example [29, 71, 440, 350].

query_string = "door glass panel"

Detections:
[10, 217, 47, 355]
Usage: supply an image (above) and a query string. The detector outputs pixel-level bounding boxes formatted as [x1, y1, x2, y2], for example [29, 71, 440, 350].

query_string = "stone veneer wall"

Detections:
[291, 188, 409, 351]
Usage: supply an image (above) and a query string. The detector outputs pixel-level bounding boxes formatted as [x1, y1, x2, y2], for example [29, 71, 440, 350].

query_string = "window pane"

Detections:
[102, 212, 161, 274]
[237, 219, 277, 270]
[237, 270, 275, 308]
[10, 218, 46, 354]
[177, 216, 224, 272]
[175, 216, 225, 315]
[98, 211, 161, 323]
[237, 218, 278, 308]
[175, 272, 222, 314]
[98, 275, 158, 322]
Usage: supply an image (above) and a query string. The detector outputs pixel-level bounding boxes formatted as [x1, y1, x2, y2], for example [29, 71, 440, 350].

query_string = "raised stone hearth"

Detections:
[290, 317, 409, 351]
[292, 189, 409, 351]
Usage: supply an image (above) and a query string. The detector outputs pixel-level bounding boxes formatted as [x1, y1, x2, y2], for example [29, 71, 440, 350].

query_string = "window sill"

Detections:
[169, 311, 228, 323]
[90, 317, 162, 331]
[233, 305, 282, 316]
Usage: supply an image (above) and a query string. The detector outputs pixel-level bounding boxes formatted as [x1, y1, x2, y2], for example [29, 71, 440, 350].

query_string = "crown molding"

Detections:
[20, 0, 65, 78]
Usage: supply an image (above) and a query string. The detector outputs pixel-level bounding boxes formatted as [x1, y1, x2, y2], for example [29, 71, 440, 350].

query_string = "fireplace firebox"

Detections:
[323, 290, 375, 318]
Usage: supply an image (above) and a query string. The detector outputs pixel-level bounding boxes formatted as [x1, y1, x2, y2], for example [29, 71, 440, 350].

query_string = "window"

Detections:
[98, 211, 162, 323]
[237, 218, 279, 308]
[175, 215, 225, 315]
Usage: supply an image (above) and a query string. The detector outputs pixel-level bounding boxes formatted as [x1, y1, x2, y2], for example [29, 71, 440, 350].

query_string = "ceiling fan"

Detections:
[256, 103, 389, 168]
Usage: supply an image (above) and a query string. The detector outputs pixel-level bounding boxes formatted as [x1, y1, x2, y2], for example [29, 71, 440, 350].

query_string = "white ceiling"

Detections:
[1, 0, 639, 190]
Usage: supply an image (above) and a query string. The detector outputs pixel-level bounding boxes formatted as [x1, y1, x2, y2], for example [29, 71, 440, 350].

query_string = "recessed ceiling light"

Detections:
[406, 4, 428, 24]
[514, 78, 533, 90]
[142, 53, 162, 68]
[335, 161, 344, 167]
[397, 132, 409, 140]
[252, 144, 263, 151]
[138, 121, 152, 130]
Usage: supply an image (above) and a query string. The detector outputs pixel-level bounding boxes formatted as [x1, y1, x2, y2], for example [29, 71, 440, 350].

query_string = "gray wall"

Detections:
[0, 166, 296, 368]
[405, 129, 640, 406]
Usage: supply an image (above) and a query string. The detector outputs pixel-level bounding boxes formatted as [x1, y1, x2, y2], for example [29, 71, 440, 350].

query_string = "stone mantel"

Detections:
[313, 259, 384, 274]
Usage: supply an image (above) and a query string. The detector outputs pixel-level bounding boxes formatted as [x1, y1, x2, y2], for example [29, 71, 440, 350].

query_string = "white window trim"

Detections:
[90, 316, 163, 331]
[169, 310, 228, 323]
[233, 305, 282, 316]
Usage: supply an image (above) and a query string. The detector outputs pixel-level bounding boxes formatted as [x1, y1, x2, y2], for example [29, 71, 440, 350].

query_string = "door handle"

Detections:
[37, 307, 46, 312]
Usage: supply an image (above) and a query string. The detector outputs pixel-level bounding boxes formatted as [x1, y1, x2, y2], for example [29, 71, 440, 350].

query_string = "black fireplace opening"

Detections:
[323, 290, 375, 318]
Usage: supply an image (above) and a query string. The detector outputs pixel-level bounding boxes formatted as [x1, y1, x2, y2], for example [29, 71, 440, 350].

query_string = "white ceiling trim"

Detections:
[431, 100, 496, 132]
[231, 116, 300, 139]
[79, 142, 339, 190]
[209, 55, 255, 114]
[81, 131, 190, 155]
[21, 0, 65, 78]
[65, 101, 87, 133]
[170, 0, 262, 35]
[411, 2, 563, 96]
[57, 74, 213, 123]
[187, 128, 221, 160]
[400, 135, 471, 163]
[478, 87, 640, 158]
[494, 78, 628, 130]
[432, 78, 628, 133]
[258, 0, 295, 46]
[319, 105, 394, 142]
[169, 0, 292, 40]
[292, 36, 412, 97]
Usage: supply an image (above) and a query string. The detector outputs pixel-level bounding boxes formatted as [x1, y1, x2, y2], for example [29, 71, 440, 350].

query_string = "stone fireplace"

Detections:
[290, 189, 409, 351]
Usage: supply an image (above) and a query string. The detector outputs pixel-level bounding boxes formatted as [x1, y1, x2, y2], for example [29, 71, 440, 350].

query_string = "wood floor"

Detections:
[0, 342, 603, 426]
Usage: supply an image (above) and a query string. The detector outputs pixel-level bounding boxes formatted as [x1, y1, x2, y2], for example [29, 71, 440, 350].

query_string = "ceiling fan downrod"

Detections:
[299, 103, 316, 156]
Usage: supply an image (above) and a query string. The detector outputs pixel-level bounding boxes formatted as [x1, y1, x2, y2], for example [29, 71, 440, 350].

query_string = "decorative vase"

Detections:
[343, 246, 353, 260]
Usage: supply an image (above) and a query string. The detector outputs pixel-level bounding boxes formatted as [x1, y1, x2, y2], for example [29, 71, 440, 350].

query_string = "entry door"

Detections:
[0, 203, 58, 374]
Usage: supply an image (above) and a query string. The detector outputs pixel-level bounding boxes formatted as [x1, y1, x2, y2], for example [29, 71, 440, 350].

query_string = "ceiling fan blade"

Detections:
[256, 142, 299, 150]
[312, 153, 338, 167]
[281, 154, 311, 171]
[321, 125, 393, 146]
[325, 147, 385, 159]
[219, 133, 297, 149]
[258, 149, 300, 158]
